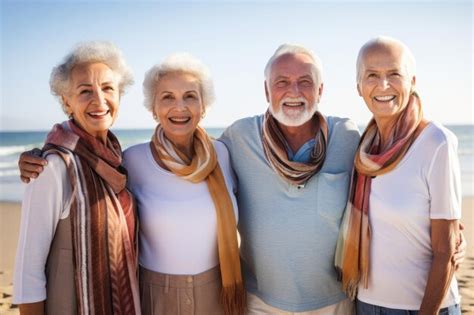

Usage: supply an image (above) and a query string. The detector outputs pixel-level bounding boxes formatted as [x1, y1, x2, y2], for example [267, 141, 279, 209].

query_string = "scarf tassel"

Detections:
[220, 283, 246, 315]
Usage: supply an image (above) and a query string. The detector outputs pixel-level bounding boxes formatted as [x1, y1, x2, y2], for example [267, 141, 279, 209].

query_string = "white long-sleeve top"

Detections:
[13, 154, 72, 304]
[123, 140, 238, 275]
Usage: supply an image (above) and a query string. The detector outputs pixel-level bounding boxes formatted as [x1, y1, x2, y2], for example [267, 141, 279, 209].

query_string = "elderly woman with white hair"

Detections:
[17, 52, 244, 314]
[121, 53, 243, 315]
[336, 36, 462, 314]
[13, 41, 140, 314]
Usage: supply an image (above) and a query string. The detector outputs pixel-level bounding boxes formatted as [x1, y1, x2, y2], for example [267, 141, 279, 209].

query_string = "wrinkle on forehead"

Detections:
[270, 53, 317, 81]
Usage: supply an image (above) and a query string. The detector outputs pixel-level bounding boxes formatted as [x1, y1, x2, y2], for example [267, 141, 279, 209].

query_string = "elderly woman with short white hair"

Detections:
[336, 36, 462, 314]
[13, 41, 140, 314]
[122, 53, 244, 315]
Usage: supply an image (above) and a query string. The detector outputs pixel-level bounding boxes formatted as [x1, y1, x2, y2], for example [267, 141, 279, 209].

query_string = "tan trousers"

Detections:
[140, 265, 225, 315]
[246, 292, 355, 315]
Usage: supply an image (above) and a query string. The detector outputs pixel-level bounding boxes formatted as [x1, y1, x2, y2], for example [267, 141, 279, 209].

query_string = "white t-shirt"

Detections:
[13, 154, 72, 304]
[123, 140, 238, 275]
[357, 122, 462, 309]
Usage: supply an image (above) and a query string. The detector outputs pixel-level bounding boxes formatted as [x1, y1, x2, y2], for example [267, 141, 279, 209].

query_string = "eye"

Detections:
[390, 72, 401, 77]
[275, 80, 288, 87]
[185, 93, 197, 100]
[162, 94, 173, 100]
[367, 73, 377, 78]
[103, 85, 115, 91]
[299, 79, 313, 87]
[79, 89, 91, 95]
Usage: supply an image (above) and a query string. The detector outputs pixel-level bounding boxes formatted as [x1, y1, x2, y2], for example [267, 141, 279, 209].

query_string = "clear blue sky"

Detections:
[1, 0, 472, 131]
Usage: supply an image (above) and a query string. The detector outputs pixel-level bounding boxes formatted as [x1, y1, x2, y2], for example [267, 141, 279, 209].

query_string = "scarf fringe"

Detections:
[220, 283, 247, 315]
[343, 278, 360, 301]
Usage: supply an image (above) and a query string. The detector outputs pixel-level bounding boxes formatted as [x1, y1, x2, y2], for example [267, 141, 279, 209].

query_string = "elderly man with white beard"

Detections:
[219, 44, 359, 314]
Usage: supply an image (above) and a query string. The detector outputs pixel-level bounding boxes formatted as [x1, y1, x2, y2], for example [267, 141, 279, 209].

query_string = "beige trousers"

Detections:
[140, 265, 225, 315]
[246, 292, 355, 315]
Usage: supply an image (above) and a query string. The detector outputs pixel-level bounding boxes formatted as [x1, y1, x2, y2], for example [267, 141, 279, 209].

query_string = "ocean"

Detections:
[0, 125, 472, 202]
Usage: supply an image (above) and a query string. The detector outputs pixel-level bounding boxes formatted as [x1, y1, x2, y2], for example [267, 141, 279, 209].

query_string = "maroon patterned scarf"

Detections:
[44, 120, 140, 315]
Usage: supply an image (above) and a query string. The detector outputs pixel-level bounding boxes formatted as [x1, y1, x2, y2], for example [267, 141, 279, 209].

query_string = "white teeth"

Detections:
[374, 95, 396, 102]
[284, 102, 304, 107]
[169, 117, 190, 123]
[89, 110, 109, 117]
[280, 97, 307, 107]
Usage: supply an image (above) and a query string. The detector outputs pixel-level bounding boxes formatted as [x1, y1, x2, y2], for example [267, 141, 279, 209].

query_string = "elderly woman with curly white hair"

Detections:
[13, 41, 141, 314]
[122, 53, 244, 315]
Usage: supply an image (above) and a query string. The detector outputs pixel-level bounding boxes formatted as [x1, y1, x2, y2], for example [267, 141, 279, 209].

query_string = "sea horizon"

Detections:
[1, 124, 473, 202]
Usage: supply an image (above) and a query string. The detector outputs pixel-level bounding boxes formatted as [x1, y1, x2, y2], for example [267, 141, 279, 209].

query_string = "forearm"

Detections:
[419, 253, 455, 314]
[19, 301, 45, 315]
[420, 219, 459, 314]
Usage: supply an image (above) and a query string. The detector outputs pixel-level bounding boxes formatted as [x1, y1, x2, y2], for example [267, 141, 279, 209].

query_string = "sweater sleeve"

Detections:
[13, 154, 71, 304]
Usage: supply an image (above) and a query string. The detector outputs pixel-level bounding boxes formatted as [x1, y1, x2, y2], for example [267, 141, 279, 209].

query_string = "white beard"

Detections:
[269, 96, 318, 127]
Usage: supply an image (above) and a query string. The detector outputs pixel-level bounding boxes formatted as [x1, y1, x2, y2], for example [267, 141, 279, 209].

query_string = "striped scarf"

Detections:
[262, 110, 328, 186]
[335, 92, 426, 299]
[44, 120, 140, 315]
[150, 124, 245, 315]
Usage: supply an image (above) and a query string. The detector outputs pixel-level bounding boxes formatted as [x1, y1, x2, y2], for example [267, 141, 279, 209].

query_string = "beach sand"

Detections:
[1, 198, 473, 314]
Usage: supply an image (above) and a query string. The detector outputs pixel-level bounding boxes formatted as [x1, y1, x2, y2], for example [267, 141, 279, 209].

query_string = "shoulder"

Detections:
[124, 142, 150, 156]
[37, 153, 68, 184]
[326, 116, 360, 134]
[219, 115, 263, 150]
[123, 142, 150, 162]
[213, 140, 231, 164]
[223, 115, 262, 135]
[422, 122, 458, 148]
[325, 115, 361, 148]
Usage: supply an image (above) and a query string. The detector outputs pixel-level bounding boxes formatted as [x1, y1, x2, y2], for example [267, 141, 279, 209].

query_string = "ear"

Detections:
[357, 83, 362, 97]
[264, 81, 270, 103]
[62, 96, 72, 115]
[318, 83, 324, 98]
[411, 75, 416, 86]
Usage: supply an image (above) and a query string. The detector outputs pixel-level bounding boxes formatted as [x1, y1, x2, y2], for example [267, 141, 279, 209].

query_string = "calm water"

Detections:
[0, 125, 472, 201]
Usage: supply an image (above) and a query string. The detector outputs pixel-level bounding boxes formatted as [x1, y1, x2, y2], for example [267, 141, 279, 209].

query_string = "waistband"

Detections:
[140, 265, 221, 288]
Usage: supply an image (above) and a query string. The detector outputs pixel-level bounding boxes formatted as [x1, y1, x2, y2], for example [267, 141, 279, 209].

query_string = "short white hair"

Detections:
[264, 43, 323, 85]
[50, 41, 134, 114]
[356, 36, 416, 83]
[142, 53, 215, 113]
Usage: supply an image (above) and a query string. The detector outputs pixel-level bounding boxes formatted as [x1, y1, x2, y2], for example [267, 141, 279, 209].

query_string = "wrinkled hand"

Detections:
[452, 223, 467, 270]
[18, 148, 47, 183]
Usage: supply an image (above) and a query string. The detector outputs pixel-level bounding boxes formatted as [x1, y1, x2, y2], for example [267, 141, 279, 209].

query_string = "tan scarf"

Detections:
[261, 110, 328, 186]
[44, 120, 140, 315]
[150, 124, 245, 315]
[335, 92, 426, 299]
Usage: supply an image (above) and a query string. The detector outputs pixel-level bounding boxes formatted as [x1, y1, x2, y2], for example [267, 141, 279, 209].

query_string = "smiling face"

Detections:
[265, 53, 322, 127]
[63, 62, 120, 143]
[357, 44, 416, 123]
[153, 72, 203, 148]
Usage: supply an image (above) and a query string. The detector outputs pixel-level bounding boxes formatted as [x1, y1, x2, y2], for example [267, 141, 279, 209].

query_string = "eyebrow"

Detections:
[273, 74, 313, 80]
[363, 66, 401, 73]
[160, 89, 198, 94]
[75, 81, 115, 88]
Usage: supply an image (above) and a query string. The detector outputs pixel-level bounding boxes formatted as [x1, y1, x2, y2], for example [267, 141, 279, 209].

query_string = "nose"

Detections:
[378, 77, 390, 89]
[92, 89, 106, 106]
[289, 81, 300, 95]
[175, 98, 187, 110]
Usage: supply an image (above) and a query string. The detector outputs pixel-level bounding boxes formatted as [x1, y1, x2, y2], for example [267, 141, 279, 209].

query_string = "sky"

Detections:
[1, 0, 472, 131]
